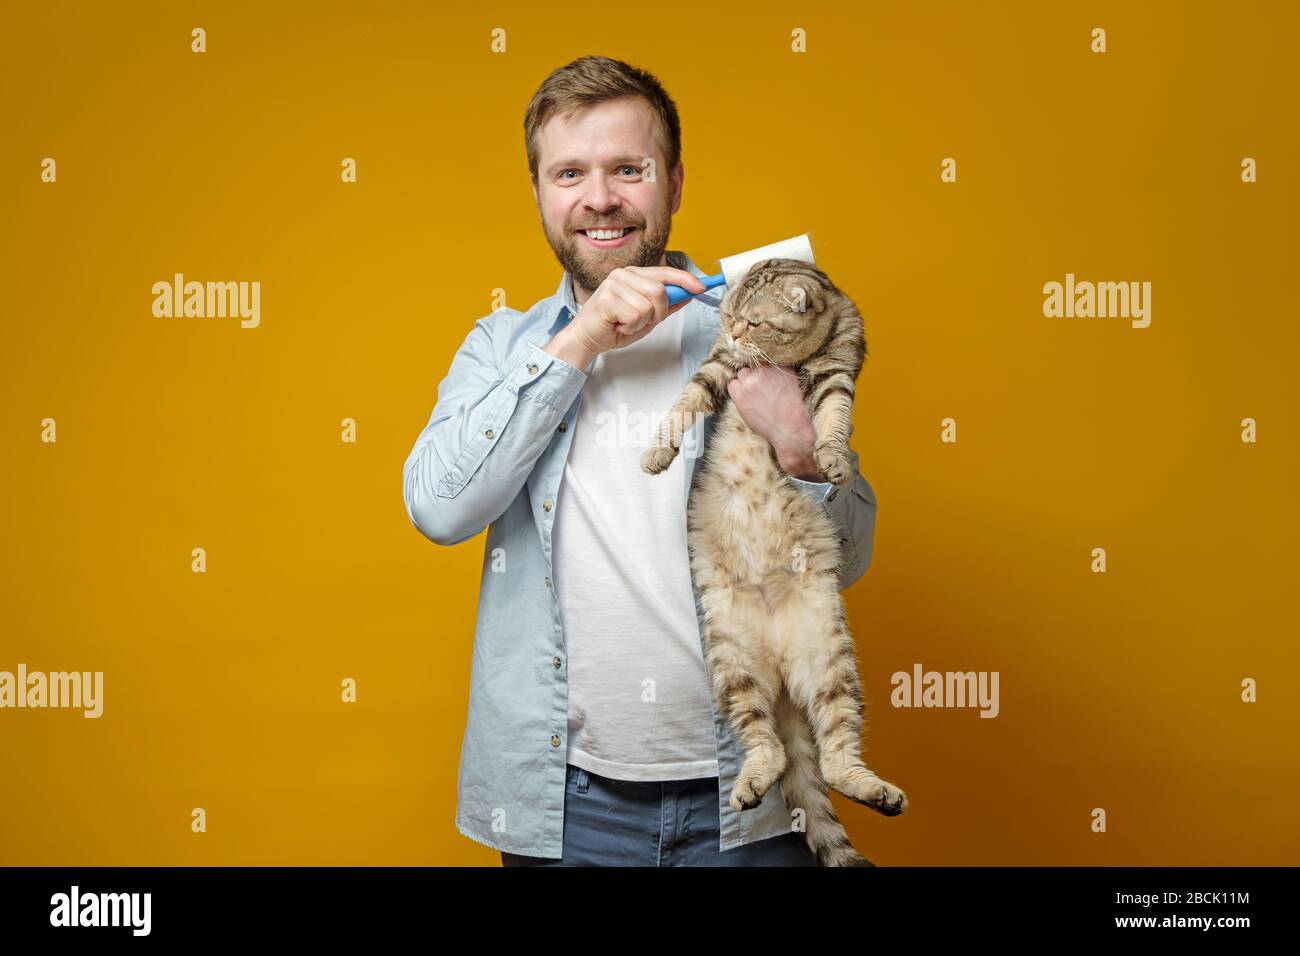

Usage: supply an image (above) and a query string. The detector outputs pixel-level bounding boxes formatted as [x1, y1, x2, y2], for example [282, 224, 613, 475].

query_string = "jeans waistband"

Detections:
[567, 763, 717, 792]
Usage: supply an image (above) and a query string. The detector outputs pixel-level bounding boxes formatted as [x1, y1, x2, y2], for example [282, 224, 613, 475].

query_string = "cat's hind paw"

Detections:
[864, 778, 908, 817]
[641, 445, 679, 475]
[729, 750, 785, 812]
[824, 763, 908, 817]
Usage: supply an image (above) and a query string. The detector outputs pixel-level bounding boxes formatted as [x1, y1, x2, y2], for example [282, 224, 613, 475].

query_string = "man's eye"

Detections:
[620, 165, 641, 176]
[559, 170, 578, 180]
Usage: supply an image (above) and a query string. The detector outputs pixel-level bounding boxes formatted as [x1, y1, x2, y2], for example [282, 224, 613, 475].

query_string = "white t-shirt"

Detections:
[552, 307, 721, 781]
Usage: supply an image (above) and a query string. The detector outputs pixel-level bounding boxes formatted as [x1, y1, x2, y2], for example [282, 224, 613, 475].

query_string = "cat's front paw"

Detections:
[641, 445, 679, 475]
[813, 441, 851, 485]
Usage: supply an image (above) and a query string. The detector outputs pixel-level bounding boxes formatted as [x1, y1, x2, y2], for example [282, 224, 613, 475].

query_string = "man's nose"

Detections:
[583, 175, 620, 213]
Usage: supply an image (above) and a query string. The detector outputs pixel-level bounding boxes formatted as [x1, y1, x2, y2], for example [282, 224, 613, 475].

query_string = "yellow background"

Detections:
[2, 0, 1296, 865]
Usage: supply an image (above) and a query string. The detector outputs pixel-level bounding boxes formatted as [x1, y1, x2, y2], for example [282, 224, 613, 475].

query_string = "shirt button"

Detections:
[550, 735, 561, 748]
[527, 363, 539, 375]
[557, 421, 568, 432]
[542, 499, 553, 511]
[544, 576, 551, 588]
[484, 428, 494, 439]
[552, 656, 562, 669]
[827, 488, 838, 501]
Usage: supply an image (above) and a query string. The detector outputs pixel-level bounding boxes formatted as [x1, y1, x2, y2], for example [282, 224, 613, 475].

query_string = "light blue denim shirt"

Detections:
[402, 250, 879, 859]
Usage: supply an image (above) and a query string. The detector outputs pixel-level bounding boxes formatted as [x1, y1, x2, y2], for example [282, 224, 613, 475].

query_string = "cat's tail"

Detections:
[774, 691, 874, 867]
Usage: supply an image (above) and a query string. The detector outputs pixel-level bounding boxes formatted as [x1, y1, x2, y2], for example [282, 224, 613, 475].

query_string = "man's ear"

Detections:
[669, 161, 684, 215]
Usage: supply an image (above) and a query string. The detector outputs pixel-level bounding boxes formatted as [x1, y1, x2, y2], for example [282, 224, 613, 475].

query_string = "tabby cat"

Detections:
[641, 258, 908, 867]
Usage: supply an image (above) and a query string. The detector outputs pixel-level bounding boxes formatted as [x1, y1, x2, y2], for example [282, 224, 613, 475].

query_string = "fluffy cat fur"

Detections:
[641, 258, 907, 866]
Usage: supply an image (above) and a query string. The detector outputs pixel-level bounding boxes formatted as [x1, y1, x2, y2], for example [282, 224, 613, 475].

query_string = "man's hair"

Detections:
[524, 55, 682, 183]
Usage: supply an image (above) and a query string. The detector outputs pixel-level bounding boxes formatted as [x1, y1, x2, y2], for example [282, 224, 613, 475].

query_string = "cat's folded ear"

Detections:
[783, 274, 826, 316]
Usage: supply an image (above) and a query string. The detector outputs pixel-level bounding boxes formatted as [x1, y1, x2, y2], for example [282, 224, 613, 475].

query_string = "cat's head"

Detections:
[718, 258, 847, 367]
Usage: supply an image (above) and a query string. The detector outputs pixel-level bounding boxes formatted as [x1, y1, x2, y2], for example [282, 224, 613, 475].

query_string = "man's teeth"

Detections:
[584, 228, 631, 239]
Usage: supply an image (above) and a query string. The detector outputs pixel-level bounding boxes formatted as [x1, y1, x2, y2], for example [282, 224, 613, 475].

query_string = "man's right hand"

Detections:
[543, 265, 706, 369]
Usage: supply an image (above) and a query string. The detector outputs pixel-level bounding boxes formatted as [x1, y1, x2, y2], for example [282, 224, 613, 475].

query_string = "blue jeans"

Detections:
[500, 763, 821, 866]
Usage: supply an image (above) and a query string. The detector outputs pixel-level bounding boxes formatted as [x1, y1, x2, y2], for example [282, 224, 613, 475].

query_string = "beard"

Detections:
[541, 206, 673, 300]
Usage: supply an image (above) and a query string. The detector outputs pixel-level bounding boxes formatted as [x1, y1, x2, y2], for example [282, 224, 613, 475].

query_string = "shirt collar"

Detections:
[547, 250, 719, 334]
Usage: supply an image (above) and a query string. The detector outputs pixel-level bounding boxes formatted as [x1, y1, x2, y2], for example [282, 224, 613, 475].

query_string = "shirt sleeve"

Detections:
[788, 446, 878, 590]
[403, 321, 587, 546]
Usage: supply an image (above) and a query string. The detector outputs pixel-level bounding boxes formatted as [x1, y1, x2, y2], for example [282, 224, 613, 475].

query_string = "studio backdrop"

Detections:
[2, 0, 1296, 865]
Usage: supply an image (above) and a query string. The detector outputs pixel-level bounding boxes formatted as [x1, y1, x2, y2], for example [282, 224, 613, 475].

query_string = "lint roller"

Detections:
[664, 233, 817, 305]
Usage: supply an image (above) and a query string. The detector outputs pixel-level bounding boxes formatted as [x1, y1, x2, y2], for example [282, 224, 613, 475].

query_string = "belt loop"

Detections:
[576, 767, 590, 794]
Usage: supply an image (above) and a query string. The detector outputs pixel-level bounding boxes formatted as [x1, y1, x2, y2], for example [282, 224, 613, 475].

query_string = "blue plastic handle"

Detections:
[665, 272, 728, 305]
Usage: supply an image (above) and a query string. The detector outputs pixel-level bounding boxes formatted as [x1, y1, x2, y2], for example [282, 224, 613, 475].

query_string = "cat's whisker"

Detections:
[752, 345, 793, 377]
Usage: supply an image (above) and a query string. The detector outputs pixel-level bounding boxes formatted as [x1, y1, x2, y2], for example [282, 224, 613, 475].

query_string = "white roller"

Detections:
[718, 233, 816, 287]
[664, 233, 819, 305]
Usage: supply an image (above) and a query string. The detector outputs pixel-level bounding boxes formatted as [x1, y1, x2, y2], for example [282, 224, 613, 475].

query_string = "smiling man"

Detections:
[402, 55, 879, 866]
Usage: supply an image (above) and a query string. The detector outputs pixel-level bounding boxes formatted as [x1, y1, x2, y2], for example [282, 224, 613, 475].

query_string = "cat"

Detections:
[641, 257, 908, 867]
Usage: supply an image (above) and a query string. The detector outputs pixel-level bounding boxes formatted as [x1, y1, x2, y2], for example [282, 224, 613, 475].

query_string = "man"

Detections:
[402, 55, 878, 866]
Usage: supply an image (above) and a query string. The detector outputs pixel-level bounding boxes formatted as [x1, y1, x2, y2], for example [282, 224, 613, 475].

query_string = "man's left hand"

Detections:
[726, 364, 825, 481]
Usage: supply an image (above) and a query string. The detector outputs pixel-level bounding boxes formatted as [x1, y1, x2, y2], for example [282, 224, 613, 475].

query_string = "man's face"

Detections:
[532, 95, 683, 301]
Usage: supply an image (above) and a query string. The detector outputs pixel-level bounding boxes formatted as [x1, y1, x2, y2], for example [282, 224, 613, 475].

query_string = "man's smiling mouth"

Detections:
[577, 226, 635, 239]
[575, 226, 638, 248]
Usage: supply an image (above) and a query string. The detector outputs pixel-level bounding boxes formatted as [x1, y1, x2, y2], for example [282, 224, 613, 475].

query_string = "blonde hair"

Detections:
[524, 55, 682, 183]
